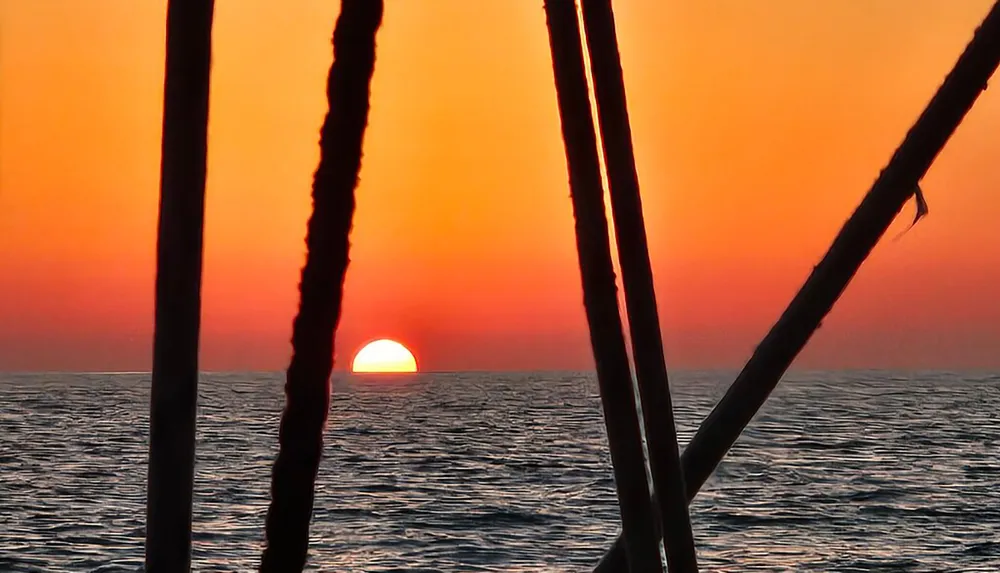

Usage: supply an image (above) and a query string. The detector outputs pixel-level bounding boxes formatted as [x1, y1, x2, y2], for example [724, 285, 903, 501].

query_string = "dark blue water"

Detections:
[1, 371, 999, 571]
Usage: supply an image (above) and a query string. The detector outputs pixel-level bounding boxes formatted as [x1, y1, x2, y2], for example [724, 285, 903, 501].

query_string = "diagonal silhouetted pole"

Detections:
[596, 2, 1000, 570]
[680, 0, 1000, 507]
[145, 1, 214, 572]
[544, 1, 663, 571]
[580, 0, 698, 570]
[259, 2, 383, 571]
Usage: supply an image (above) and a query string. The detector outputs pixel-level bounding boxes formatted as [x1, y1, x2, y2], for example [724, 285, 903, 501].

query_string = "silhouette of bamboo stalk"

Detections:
[259, 2, 382, 571]
[145, 1, 214, 571]
[544, 1, 663, 571]
[596, 2, 1000, 570]
[579, 0, 698, 570]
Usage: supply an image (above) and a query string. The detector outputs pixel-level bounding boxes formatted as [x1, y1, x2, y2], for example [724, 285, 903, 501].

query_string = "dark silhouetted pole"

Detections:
[596, 2, 1000, 570]
[145, 1, 214, 571]
[580, 0, 698, 570]
[259, 2, 383, 572]
[544, 1, 663, 571]
[680, 0, 1000, 505]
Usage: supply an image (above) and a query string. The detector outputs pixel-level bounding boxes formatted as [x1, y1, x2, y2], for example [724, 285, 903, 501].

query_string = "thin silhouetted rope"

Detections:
[544, 1, 663, 571]
[259, 2, 383, 571]
[579, 0, 698, 570]
[596, 2, 1000, 570]
[145, 1, 214, 571]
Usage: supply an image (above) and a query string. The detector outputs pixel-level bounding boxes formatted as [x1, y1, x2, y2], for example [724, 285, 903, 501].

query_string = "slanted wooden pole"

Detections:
[145, 1, 214, 571]
[544, 1, 663, 571]
[259, 2, 383, 571]
[596, 2, 1000, 570]
[579, 0, 698, 570]
[682, 0, 1000, 504]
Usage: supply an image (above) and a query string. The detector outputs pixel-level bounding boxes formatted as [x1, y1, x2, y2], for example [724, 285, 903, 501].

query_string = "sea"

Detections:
[1, 370, 999, 572]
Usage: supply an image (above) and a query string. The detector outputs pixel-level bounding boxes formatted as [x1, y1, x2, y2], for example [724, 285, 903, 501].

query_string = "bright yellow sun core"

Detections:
[351, 339, 418, 373]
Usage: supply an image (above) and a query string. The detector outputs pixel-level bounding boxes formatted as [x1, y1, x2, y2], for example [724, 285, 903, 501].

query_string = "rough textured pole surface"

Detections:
[596, 2, 1000, 570]
[145, 1, 214, 571]
[579, 0, 699, 570]
[259, 2, 382, 571]
[544, 1, 663, 571]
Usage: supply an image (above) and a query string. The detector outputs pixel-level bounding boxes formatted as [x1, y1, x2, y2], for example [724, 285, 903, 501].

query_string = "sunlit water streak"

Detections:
[1, 371, 999, 571]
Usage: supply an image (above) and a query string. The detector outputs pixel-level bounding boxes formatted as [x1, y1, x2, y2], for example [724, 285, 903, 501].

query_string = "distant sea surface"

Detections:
[2, 371, 999, 572]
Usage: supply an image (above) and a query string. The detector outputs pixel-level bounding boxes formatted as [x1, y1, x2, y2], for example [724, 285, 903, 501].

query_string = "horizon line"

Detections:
[3, 367, 1000, 376]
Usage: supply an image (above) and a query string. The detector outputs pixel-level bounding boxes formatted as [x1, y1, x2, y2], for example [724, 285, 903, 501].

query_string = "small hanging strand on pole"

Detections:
[145, 1, 215, 571]
[259, 2, 383, 571]
[595, 2, 1000, 570]
[544, 1, 663, 571]
[579, 0, 699, 570]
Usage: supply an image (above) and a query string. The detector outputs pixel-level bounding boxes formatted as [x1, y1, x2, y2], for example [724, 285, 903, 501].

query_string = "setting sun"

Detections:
[351, 339, 418, 373]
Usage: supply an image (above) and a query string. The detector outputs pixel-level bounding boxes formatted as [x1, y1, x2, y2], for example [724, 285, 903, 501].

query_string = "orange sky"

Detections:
[2, 1, 999, 372]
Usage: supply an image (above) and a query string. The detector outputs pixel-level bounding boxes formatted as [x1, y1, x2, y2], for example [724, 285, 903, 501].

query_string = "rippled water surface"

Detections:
[2, 371, 1000, 571]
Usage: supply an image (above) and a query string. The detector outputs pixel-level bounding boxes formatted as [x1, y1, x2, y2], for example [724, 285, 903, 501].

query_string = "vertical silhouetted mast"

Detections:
[544, 1, 663, 571]
[259, 1, 383, 571]
[579, 0, 698, 570]
[595, 2, 1000, 570]
[145, 1, 215, 571]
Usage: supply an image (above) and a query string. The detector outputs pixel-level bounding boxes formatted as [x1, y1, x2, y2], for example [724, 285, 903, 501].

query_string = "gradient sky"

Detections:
[2, 1, 999, 372]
